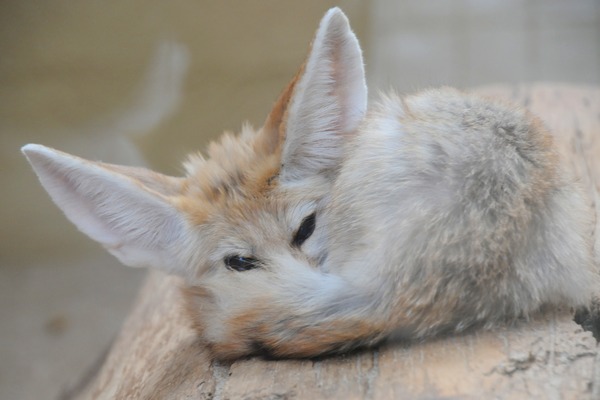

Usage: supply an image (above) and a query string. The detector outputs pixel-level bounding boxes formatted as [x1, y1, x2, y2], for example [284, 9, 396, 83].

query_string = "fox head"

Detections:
[23, 8, 373, 358]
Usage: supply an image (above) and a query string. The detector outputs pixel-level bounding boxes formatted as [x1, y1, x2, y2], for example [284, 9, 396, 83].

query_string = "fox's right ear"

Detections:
[22, 144, 193, 278]
[264, 8, 367, 185]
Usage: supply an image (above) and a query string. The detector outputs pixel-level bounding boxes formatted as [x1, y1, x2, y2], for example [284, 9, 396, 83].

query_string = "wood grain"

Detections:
[73, 84, 600, 400]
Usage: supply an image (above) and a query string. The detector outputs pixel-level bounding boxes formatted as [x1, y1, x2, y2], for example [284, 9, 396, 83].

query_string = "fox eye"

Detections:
[224, 255, 261, 272]
[292, 212, 316, 247]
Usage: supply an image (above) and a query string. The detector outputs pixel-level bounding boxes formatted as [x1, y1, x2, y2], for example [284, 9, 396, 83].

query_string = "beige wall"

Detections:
[0, 0, 367, 265]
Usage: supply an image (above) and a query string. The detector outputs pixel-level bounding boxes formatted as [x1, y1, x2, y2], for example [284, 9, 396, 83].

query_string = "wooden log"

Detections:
[72, 84, 600, 400]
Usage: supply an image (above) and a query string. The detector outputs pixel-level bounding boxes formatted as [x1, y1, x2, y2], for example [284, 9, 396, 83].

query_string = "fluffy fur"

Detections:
[23, 8, 598, 359]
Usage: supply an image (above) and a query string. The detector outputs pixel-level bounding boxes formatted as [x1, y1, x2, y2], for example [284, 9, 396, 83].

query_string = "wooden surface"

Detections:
[74, 84, 600, 400]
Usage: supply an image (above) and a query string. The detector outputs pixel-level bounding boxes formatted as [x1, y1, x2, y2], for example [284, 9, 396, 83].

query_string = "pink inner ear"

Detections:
[278, 8, 367, 183]
[22, 145, 121, 245]
[22, 144, 188, 273]
[50, 165, 121, 246]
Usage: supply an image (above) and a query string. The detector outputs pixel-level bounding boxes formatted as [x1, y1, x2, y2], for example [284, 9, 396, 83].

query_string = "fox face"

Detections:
[22, 8, 598, 359]
[177, 126, 331, 276]
[176, 131, 340, 358]
[23, 8, 374, 358]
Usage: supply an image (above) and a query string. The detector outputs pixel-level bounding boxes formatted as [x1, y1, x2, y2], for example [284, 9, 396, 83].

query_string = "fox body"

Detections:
[23, 8, 597, 359]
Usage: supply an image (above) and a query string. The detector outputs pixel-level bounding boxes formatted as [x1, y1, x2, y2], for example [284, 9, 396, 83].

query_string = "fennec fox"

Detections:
[22, 8, 598, 359]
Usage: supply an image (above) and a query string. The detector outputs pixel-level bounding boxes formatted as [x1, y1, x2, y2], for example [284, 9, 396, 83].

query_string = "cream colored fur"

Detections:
[23, 8, 598, 359]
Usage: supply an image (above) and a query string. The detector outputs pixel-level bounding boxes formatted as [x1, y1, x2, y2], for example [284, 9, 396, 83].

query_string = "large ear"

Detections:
[22, 144, 190, 277]
[279, 7, 367, 184]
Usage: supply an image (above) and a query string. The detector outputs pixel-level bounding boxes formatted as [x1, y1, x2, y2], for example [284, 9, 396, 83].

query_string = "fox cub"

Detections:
[23, 8, 598, 359]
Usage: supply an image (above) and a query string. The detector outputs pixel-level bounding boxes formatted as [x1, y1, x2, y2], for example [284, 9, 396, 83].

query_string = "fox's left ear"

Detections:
[269, 8, 367, 185]
[21, 144, 193, 277]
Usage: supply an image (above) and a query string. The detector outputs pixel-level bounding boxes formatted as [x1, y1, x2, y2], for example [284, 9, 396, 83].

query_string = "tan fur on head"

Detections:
[175, 65, 304, 226]
[176, 127, 281, 225]
[22, 8, 599, 360]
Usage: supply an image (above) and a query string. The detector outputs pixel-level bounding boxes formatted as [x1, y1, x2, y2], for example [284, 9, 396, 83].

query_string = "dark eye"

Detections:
[224, 255, 261, 272]
[292, 212, 316, 247]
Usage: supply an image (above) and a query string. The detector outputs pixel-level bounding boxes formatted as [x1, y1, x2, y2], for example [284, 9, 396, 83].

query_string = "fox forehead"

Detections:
[174, 126, 283, 224]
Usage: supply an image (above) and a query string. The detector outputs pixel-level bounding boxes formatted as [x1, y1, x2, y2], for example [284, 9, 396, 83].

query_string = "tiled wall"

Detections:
[368, 0, 600, 92]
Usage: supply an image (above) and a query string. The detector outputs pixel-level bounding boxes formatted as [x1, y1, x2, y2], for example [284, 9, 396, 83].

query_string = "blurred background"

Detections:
[1, 0, 599, 398]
